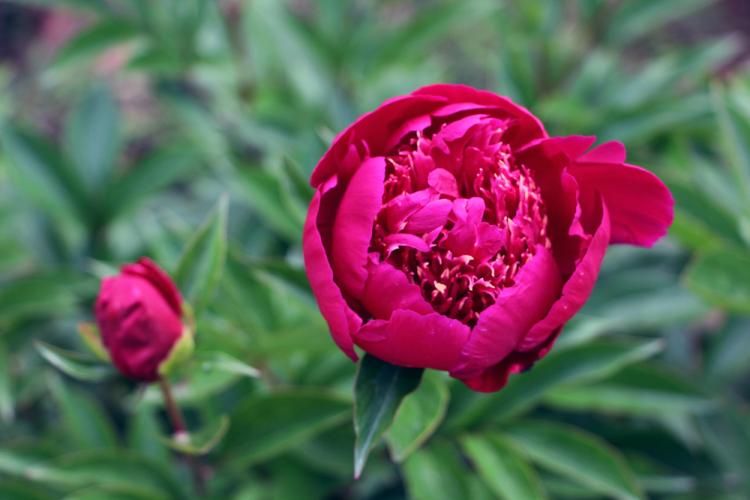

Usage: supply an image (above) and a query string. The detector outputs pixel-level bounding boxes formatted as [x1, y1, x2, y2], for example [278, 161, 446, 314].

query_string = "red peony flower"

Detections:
[95, 258, 193, 382]
[303, 84, 674, 392]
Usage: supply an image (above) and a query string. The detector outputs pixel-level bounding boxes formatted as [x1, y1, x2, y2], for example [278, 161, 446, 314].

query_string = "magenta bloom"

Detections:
[95, 258, 192, 382]
[303, 84, 673, 392]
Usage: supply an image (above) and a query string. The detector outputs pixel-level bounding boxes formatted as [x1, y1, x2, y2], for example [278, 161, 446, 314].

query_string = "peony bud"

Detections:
[95, 258, 194, 382]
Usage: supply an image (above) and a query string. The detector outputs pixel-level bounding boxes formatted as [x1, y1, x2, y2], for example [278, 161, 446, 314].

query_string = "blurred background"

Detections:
[1, 0, 750, 499]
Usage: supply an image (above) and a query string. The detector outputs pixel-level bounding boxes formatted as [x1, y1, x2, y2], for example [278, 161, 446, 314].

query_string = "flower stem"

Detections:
[159, 378, 206, 497]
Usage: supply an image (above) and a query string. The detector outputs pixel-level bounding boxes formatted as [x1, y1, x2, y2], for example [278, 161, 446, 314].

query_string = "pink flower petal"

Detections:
[518, 135, 596, 159]
[121, 257, 182, 315]
[572, 160, 673, 247]
[458, 330, 561, 392]
[383, 233, 431, 253]
[331, 157, 386, 299]
[428, 168, 459, 197]
[405, 199, 453, 233]
[354, 310, 470, 370]
[412, 84, 547, 145]
[451, 245, 562, 378]
[303, 191, 361, 361]
[362, 262, 434, 320]
[385, 190, 434, 232]
[518, 201, 611, 351]
[579, 141, 626, 164]
[474, 223, 504, 261]
[311, 95, 446, 187]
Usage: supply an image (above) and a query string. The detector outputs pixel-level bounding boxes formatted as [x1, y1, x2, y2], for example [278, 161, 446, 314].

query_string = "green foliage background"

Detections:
[1, 0, 749, 498]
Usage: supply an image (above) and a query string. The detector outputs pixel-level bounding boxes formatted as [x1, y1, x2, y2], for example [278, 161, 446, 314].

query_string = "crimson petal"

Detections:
[303, 190, 361, 360]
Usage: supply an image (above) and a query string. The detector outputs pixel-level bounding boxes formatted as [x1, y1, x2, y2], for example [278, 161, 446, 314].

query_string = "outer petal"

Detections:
[412, 84, 547, 145]
[450, 246, 561, 379]
[579, 140, 626, 163]
[517, 136, 593, 271]
[121, 257, 183, 315]
[311, 95, 446, 187]
[354, 309, 470, 370]
[331, 157, 386, 299]
[518, 201, 611, 351]
[303, 190, 361, 360]
[572, 160, 673, 247]
[460, 328, 561, 392]
[362, 262, 434, 320]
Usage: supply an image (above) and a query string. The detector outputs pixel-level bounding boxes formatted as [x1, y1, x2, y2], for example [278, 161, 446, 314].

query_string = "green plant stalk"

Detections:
[159, 378, 207, 497]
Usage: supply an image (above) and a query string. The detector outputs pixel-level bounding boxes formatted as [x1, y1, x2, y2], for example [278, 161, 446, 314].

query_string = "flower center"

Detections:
[369, 118, 550, 326]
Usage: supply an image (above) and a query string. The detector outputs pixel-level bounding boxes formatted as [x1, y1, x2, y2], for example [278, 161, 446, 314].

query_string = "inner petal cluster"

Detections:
[370, 116, 551, 326]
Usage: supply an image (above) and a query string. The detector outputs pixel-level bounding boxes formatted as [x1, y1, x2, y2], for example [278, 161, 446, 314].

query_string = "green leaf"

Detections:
[503, 421, 643, 500]
[461, 434, 548, 500]
[543, 364, 715, 417]
[63, 485, 158, 500]
[0, 450, 83, 489]
[224, 390, 350, 466]
[104, 146, 200, 220]
[607, 0, 710, 45]
[127, 405, 170, 465]
[667, 174, 745, 250]
[0, 125, 88, 223]
[234, 168, 305, 241]
[64, 84, 120, 194]
[54, 451, 184, 498]
[54, 20, 138, 69]
[35, 342, 114, 382]
[448, 339, 662, 428]
[77, 323, 110, 362]
[47, 373, 118, 450]
[0, 344, 13, 423]
[0, 452, 176, 498]
[161, 415, 229, 456]
[712, 82, 750, 204]
[386, 371, 449, 462]
[684, 248, 750, 313]
[0, 272, 92, 326]
[0, 479, 50, 500]
[174, 195, 228, 311]
[401, 441, 470, 500]
[353, 354, 423, 478]
[196, 351, 260, 379]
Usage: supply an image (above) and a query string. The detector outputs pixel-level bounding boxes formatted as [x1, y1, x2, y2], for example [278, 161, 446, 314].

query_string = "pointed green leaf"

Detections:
[127, 405, 170, 465]
[684, 248, 750, 314]
[35, 342, 114, 382]
[0, 272, 93, 326]
[503, 421, 643, 500]
[0, 344, 13, 423]
[64, 84, 120, 193]
[401, 441, 470, 500]
[77, 323, 110, 362]
[712, 82, 750, 205]
[544, 364, 715, 416]
[353, 354, 423, 478]
[386, 371, 449, 462]
[47, 373, 118, 450]
[224, 390, 351, 466]
[0, 125, 88, 223]
[104, 146, 199, 219]
[174, 195, 228, 311]
[234, 168, 305, 241]
[461, 434, 548, 500]
[54, 20, 138, 69]
[448, 339, 662, 428]
[196, 351, 260, 379]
